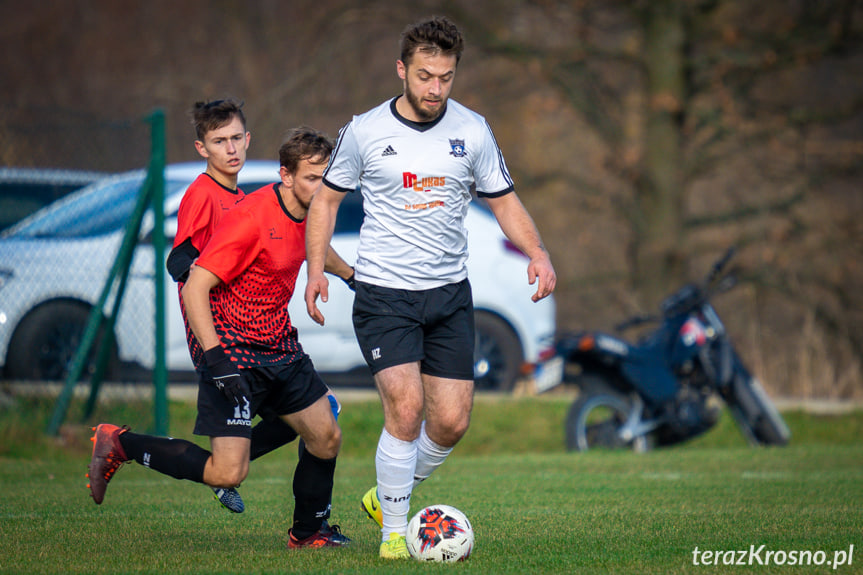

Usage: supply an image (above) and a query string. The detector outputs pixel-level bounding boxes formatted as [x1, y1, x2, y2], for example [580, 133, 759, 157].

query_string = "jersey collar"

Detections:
[389, 96, 446, 132]
[273, 183, 305, 223]
[202, 172, 240, 194]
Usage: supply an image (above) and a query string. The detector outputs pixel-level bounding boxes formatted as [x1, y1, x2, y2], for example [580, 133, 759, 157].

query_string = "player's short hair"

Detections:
[190, 99, 246, 141]
[279, 127, 334, 174]
[400, 16, 464, 67]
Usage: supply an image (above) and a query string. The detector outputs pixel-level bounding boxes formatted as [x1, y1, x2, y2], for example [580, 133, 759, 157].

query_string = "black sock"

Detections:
[119, 432, 210, 483]
[291, 450, 336, 539]
[250, 418, 298, 461]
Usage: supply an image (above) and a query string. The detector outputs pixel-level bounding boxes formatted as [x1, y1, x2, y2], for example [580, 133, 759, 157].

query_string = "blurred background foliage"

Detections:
[1, 0, 861, 398]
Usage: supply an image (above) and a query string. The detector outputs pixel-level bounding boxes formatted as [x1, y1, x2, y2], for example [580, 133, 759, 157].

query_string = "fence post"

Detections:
[46, 110, 166, 435]
[46, 172, 151, 435]
[150, 109, 169, 436]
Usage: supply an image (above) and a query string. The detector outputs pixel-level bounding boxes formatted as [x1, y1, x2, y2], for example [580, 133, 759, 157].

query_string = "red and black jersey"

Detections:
[173, 173, 246, 252]
[174, 173, 247, 367]
[194, 184, 307, 369]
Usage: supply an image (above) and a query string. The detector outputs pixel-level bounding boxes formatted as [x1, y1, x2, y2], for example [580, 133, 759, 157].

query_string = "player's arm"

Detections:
[167, 187, 214, 282]
[324, 245, 355, 291]
[484, 192, 557, 302]
[181, 264, 249, 405]
[166, 238, 200, 283]
[305, 184, 346, 325]
[181, 265, 222, 352]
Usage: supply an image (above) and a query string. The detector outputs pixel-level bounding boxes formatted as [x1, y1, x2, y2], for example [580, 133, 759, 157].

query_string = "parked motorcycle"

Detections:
[557, 247, 790, 452]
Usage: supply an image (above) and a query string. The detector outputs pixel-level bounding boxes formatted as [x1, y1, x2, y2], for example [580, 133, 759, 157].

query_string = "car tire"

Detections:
[5, 300, 118, 382]
[473, 311, 523, 392]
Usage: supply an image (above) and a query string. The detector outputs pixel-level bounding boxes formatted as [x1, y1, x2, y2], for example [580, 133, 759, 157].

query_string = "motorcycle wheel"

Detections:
[565, 376, 650, 452]
[727, 373, 791, 446]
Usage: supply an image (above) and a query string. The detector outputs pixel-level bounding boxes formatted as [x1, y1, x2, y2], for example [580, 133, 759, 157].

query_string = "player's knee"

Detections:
[433, 414, 471, 447]
[322, 423, 342, 458]
[210, 464, 248, 488]
[391, 401, 424, 433]
[452, 416, 471, 440]
[438, 426, 468, 447]
[309, 423, 341, 459]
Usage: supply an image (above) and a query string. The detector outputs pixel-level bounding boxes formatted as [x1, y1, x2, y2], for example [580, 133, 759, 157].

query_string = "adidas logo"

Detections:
[381, 145, 397, 157]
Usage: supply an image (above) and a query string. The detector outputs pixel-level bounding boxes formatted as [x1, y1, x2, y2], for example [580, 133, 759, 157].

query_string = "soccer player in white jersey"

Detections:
[304, 15, 556, 559]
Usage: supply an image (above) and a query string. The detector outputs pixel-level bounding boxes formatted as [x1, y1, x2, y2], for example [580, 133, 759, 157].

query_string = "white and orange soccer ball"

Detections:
[406, 504, 474, 562]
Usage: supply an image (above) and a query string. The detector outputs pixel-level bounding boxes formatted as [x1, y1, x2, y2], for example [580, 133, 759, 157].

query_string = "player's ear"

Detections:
[397, 59, 407, 80]
[279, 165, 293, 188]
[194, 139, 209, 160]
[244, 131, 251, 150]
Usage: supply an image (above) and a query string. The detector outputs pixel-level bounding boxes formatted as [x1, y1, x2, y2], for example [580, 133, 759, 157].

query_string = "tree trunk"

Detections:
[633, 0, 687, 308]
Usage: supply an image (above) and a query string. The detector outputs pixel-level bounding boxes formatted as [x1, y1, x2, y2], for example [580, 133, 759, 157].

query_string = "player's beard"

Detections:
[296, 196, 311, 211]
[404, 86, 445, 122]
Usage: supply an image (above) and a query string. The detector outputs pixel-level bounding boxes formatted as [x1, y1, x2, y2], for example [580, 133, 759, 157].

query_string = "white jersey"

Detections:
[324, 97, 514, 290]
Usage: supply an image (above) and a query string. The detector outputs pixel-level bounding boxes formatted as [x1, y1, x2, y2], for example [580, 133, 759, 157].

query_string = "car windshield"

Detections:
[2, 172, 187, 239]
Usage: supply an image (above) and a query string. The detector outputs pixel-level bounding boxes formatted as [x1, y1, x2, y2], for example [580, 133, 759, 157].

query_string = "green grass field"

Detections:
[1, 392, 861, 574]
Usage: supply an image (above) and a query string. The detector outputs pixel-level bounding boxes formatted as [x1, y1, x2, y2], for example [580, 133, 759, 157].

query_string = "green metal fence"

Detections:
[0, 110, 170, 435]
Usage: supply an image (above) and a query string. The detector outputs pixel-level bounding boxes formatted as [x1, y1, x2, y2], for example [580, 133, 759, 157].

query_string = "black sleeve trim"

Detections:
[476, 185, 515, 199]
[166, 237, 200, 283]
[321, 177, 355, 194]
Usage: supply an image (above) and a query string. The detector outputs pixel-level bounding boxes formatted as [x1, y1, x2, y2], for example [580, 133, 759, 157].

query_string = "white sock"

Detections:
[413, 421, 452, 488]
[376, 428, 417, 540]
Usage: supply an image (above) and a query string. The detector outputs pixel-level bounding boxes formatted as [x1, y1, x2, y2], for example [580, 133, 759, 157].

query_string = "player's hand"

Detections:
[204, 347, 250, 406]
[528, 252, 557, 302]
[305, 272, 330, 326]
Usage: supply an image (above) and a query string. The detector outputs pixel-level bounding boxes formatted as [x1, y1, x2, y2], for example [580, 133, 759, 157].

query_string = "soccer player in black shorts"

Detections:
[165, 99, 345, 514]
[304, 16, 557, 559]
[88, 127, 354, 549]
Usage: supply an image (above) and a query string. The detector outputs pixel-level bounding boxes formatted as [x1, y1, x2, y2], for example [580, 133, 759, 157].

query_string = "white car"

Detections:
[0, 161, 560, 391]
[0, 167, 107, 232]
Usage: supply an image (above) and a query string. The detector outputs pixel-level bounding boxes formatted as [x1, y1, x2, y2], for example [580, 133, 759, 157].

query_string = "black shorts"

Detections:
[194, 354, 328, 438]
[352, 278, 475, 380]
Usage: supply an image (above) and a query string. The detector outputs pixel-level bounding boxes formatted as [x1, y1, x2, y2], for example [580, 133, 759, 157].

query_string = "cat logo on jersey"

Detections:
[449, 138, 466, 157]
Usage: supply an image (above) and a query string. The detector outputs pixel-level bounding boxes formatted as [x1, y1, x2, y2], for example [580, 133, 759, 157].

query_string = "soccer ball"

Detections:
[406, 504, 474, 562]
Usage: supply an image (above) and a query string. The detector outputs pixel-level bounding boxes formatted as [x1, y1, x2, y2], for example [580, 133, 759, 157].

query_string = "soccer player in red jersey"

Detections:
[167, 100, 318, 514]
[88, 127, 354, 549]
[167, 99, 251, 289]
